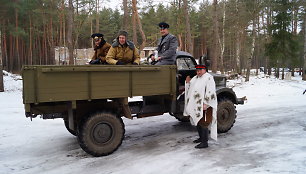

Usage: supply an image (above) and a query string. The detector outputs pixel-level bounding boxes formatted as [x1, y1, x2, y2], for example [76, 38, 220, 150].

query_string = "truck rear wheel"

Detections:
[78, 112, 125, 157]
[217, 99, 237, 133]
[64, 120, 78, 136]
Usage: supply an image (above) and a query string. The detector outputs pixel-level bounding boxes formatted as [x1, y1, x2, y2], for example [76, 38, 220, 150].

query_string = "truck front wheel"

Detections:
[217, 99, 237, 133]
[174, 113, 190, 122]
[78, 112, 125, 157]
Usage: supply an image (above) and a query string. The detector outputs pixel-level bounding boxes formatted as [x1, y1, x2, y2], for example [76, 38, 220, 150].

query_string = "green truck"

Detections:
[22, 51, 244, 156]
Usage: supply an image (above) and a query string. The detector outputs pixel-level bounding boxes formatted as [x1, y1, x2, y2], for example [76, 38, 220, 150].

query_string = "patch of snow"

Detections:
[2, 70, 22, 92]
[1, 71, 306, 174]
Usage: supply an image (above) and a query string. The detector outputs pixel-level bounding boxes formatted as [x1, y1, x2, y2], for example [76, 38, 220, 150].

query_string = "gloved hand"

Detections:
[132, 62, 139, 65]
[116, 61, 125, 65]
[89, 59, 101, 64]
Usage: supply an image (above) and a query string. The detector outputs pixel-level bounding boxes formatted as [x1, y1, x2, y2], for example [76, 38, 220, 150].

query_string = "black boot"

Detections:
[193, 125, 201, 143]
[195, 127, 208, 149]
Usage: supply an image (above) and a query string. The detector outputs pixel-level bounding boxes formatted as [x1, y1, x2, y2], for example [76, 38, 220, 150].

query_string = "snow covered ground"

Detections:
[0, 71, 305, 174]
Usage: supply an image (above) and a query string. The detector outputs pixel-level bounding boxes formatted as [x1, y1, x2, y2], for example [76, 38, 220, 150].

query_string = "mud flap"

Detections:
[119, 98, 132, 119]
[68, 101, 76, 131]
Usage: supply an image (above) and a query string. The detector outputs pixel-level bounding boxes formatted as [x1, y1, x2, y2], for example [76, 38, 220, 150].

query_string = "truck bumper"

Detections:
[237, 97, 245, 105]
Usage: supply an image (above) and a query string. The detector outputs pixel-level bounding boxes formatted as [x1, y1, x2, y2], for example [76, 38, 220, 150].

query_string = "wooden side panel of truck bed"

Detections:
[22, 65, 177, 104]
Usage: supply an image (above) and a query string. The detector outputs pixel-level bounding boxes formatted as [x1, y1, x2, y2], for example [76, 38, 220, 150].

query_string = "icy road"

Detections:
[0, 72, 305, 174]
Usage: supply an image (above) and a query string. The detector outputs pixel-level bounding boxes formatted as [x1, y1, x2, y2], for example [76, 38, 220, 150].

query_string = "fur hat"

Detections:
[118, 30, 128, 38]
[91, 33, 104, 41]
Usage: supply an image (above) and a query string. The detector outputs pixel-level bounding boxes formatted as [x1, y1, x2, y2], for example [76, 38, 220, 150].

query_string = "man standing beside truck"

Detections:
[106, 30, 140, 65]
[184, 65, 218, 148]
[89, 33, 111, 64]
[150, 22, 178, 65]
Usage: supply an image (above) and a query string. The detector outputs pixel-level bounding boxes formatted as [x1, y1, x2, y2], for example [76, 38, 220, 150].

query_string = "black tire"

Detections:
[217, 99, 237, 133]
[78, 112, 125, 157]
[64, 120, 78, 136]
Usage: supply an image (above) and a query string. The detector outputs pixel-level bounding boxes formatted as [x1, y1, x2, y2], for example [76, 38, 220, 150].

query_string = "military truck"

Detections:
[22, 51, 244, 157]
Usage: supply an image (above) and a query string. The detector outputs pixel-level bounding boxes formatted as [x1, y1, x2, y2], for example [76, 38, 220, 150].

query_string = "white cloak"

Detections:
[183, 73, 218, 141]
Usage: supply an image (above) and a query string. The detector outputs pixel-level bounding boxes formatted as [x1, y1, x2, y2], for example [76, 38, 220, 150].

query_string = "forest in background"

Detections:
[0, 0, 306, 81]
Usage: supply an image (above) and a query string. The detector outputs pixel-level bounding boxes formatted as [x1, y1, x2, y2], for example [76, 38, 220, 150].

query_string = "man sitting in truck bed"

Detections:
[106, 30, 140, 65]
[106, 30, 140, 119]
[89, 33, 111, 64]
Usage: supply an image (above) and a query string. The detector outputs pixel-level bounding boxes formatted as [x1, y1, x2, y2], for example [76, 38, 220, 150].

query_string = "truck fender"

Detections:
[216, 87, 239, 104]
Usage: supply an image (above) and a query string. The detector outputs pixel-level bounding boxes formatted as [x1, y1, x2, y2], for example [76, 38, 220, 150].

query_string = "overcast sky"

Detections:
[102, 0, 201, 12]
[103, 0, 170, 11]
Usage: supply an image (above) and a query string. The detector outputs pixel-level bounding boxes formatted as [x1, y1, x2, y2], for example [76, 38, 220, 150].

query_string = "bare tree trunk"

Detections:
[235, 0, 241, 74]
[246, 18, 256, 82]
[131, 0, 146, 50]
[0, 30, 3, 92]
[49, 17, 55, 65]
[43, 24, 48, 64]
[177, 34, 183, 51]
[201, 30, 207, 56]
[59, 0, 64, 47]
[67, 0, 74, 65]
[276, 66, 279, 79]
[9, 34, 13, 72]
[2, 31, 8, 70]
[91, 19, 93, 48]
[291, 65, 295, 76]
[177, 0, 183, 51]
[0, 65, 3, 92]
[95, 0, 100, 33]
[183, 0, 193, 55]
[132, 0, 137, 45]
[255, 14, 260, 76]
[29, 16, 33, 65]
[219, 0, 226, 74]
[292, 4, 298, 35]
[211, 0, 219, 73]
[15, 5, 20, 72]
[263, 8, 267, 75]
[303, 9, 306, 80]
[267, 4, 272, 76]
[135, 9, 146, 51]
[123, 0, 129, 30]
[281, 67, 285, 80]
[59, 0, 66, 64]
[0, 31, 3, 66]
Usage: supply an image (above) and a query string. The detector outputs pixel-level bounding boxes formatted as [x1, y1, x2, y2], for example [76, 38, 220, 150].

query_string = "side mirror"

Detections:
[199, 54, 211, 67]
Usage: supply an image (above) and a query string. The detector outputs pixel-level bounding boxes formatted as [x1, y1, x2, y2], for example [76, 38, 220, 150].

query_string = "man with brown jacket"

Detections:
[106, 31, 140, 65]
[106, 31, 140, 119]
[89, 33, 111, 64]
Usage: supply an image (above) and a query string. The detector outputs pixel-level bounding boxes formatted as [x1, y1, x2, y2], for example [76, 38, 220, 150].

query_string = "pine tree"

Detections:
[265, 0, 299, 79]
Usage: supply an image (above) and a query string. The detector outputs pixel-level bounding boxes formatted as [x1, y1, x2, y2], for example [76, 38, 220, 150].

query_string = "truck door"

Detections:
[176, 57, 197, 87]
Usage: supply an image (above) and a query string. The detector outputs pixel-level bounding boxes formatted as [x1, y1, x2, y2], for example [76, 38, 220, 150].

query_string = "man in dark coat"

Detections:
[89, 33, 111, 64]
[150, 22, 178, 65]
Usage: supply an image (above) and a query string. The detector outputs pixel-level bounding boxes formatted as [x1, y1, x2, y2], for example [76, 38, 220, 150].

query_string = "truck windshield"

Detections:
[177, 58, 196, 70]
